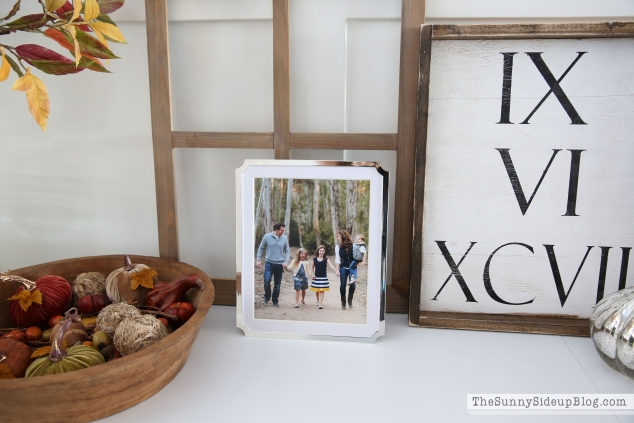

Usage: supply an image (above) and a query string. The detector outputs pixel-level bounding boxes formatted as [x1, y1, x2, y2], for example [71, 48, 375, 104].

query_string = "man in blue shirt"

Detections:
[256, 222, 290, 307]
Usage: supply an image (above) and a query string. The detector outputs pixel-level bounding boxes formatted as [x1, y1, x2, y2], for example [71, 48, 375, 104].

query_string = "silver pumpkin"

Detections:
[590, 287, 634, 378]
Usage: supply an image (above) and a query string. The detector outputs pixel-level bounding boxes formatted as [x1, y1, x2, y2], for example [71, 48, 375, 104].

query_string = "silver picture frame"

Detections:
[236, 160, 388, 342]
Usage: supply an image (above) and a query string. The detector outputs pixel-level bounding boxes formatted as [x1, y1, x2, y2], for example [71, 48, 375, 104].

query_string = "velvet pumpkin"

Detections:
[77, 293, 110, 315]
[25, 309, 104, 377]
[105, 255, 157, 306]
[0, 337, 32, 378]
[7, 275, 72, 328]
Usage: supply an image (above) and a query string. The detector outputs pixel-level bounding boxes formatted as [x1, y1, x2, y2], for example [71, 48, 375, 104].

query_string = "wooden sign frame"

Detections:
[144, 0, 425, 313]
[409, 22, 634, 335]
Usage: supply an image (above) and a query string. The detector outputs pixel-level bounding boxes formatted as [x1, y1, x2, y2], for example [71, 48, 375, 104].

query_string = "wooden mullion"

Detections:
[145, 0, 179, 261]
[290, 133, 397, 150]
[273, 0, 290, 159]
[432, 22, 634, 40]
[172, 132, 274, 149]
[391, 0, 425, 297]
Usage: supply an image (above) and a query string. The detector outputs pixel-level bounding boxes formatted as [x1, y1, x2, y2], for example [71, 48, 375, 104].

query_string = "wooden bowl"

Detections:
[0, 255, 214, 423]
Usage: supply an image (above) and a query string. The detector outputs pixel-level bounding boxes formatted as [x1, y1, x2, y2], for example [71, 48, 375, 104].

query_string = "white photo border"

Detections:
[236, 160, 388, 342]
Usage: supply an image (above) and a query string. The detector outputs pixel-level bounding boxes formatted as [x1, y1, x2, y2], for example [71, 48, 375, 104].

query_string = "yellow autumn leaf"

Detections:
[63, 24, 81, 66]
[11, 69, 50, 131]
[83, 0, 100, 22]
[90, 21, 127, 43]
[92, 27, 109, 49]
[45, 0, 67, 13]
[7, 288, 43, 312]
[71, 0, 82, 22]
[11, 71, 33, 92]
[0, 48, 10, 82]
[130, 268, 157, 290]
[31, 346, 52, 359]
[0, 363, 15, 379]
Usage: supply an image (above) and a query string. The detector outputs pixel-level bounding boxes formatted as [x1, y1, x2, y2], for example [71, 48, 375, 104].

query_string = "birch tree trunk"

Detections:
[313, 181, 321, 247]
[262, 178, 272, 232]
[346, 180, 359, 236]
[284, 178, 293, 242]
[254, 179, 264, 231]
[297, 211, 304, 248]
[328, 180, 340, 239]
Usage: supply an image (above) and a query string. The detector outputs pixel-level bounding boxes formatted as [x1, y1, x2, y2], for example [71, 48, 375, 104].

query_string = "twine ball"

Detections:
[113, 314, 170, 356]
[72, 272, 106, 306]
[96, 303, 140, 338]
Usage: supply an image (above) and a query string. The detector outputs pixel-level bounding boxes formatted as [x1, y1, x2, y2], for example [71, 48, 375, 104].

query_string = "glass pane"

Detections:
[170, 20, 274, 132]
[175, 149, 274, 278]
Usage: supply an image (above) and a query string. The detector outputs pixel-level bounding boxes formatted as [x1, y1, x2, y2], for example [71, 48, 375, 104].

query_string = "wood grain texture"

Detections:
[0, 255, 214, 423]
[273, 0, 290, 159]
[290, 133, 397, 150]
[409, 24, 432, 325]
[172, 132, 274, 149]
[391, 0, 425, 296]
[415, 311, 589, 337]
[432, 22, 634, 40]
[214, 278, 237, 306]
[386, 285, 409, 314]
[146, 0, 179, 260]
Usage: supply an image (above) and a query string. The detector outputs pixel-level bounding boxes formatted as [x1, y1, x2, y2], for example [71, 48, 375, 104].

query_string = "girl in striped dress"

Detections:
[310, 245, 339, 309]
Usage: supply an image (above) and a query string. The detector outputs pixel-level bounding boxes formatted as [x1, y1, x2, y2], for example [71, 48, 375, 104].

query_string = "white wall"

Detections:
[0, 1, 632, 282]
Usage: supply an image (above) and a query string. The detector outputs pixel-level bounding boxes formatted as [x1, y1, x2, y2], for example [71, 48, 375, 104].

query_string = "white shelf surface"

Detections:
[100, 306, 634, 423]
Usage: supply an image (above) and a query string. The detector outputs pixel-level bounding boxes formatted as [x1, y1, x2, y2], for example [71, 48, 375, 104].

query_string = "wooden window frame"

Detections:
[144, 0, 425, 312]
[409, 21, 634, 334]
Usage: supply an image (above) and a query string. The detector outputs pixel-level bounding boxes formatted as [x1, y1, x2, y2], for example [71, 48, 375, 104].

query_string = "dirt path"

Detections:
[253, 252, 367, 324]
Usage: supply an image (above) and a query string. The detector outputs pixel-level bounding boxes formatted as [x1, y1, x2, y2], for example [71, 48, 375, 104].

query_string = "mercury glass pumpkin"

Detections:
[590, 287, 634, 378]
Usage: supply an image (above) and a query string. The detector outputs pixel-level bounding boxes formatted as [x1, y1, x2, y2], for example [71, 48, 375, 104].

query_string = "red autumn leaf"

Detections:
[44, 28, 115, 61]
[43, 28, 103, 65]
[5, 13, 47, 30]
[15, 44, 73, 63]
[55, 1, 73, 15]
[96, 0, 125, 15]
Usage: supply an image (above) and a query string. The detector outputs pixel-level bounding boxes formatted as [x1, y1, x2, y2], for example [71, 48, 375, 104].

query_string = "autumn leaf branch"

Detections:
[0, 0, 126, 130]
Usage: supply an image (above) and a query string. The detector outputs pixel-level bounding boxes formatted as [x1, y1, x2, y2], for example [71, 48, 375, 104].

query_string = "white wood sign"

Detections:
[411, 23, 634, 334]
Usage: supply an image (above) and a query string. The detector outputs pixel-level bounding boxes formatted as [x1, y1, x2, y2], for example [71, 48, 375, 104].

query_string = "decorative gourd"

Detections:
[105, 255, 157, 305]
[145, 273, 204, 311]
[0, 337, 32, 378]
[77, 294, 110, 315]
[164, 302, 196, 329]
[591, 287, 634, 378]
[1, 330, 27, 344]
[72, 272, 106, 306]
[50, 309, 88, 347]
[25, 309, 104, 377]
[5, 274, 72, 328]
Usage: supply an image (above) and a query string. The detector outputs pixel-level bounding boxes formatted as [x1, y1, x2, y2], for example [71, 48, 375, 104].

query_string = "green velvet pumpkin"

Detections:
[24, 308, 104, 378]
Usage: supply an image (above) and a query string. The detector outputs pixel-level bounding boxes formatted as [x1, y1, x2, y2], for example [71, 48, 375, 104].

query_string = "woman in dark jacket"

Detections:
[335, 230, 355, 310]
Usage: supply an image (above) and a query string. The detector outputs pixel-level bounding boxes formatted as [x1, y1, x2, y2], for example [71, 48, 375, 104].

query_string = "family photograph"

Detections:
[253, 178, 371, 324]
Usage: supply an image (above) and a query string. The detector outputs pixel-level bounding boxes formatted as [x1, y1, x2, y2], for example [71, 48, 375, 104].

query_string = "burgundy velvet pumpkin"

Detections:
[9, 275, 72, 328]
[77, 294, 110, 315]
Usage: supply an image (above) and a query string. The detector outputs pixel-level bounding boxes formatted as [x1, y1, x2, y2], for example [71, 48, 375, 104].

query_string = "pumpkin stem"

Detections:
[123, 255, 135, 271]
[0, 273, 37, 291]
[49, 308, 81, 363]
